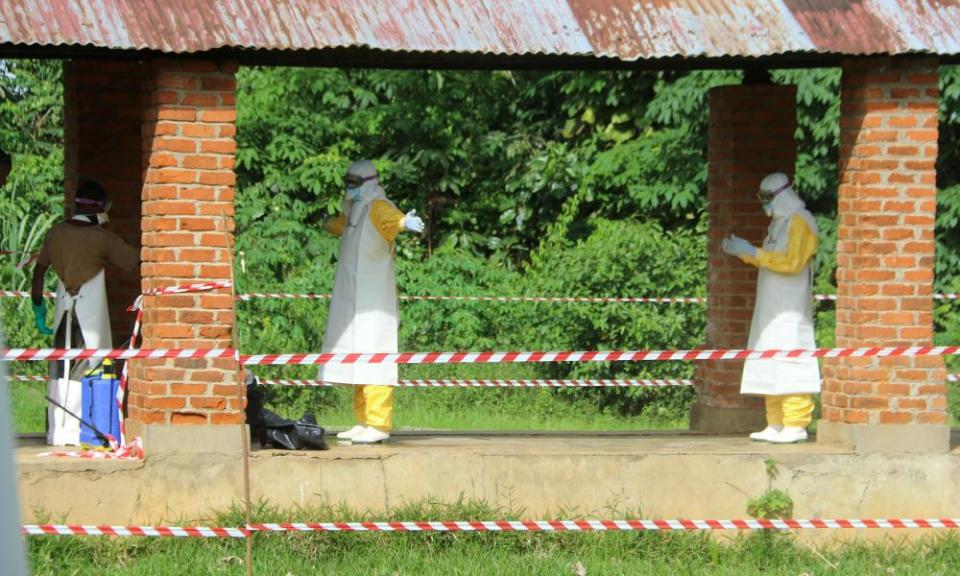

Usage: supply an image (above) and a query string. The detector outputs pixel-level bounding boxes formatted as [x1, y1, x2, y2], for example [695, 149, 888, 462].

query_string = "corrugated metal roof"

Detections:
[1, 0, 959, 63]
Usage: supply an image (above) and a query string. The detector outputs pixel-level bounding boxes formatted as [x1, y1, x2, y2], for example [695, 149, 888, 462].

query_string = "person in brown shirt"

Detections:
[31, 180, 139, 339]
[31, 181, 138, 445]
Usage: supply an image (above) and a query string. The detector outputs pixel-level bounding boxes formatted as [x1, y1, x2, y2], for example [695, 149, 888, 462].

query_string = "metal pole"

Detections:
[0, 321, 30, 576]
[223, 210, 254, 576]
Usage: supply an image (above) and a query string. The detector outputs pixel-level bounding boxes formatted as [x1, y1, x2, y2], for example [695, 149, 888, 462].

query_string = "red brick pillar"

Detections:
[819, 56, 948, 453]
[691, 83, 797, 433]
[63, 61, 143, 345]
[126, 59, 241, 450]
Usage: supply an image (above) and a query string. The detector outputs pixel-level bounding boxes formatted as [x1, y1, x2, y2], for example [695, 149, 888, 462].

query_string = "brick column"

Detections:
[63, 61, 143, 345]
[819, 57, 948, 453]
[691, 84, 797, 434]
[126, 59, 241, 452]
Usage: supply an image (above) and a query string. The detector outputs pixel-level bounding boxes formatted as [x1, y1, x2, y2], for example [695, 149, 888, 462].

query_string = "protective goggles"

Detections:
[756, 180, 791, 205]
[344, 173, 377, 188]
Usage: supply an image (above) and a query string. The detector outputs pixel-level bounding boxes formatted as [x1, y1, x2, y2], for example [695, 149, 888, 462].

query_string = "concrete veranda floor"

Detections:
[15, 429, 960, 525]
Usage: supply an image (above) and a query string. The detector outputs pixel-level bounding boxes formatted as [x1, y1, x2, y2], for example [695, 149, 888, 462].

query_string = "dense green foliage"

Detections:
[1, 60, 959, 427]
[0, 60, 62, 379]
[27, 500, 960, 575]
[232, 65, 959, 422]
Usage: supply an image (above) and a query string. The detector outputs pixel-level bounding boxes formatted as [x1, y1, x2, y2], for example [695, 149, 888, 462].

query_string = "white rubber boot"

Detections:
[748, 425, 783, 442]
[336, 424, 366, 441]
[768, 427, 808, 444]
[349, 426, 390, 445]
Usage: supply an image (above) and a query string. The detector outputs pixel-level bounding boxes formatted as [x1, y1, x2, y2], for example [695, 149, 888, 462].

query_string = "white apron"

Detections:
[48, 269, 111, 446]
[740, 207, 821, 396]
[318, 196, 399, 385]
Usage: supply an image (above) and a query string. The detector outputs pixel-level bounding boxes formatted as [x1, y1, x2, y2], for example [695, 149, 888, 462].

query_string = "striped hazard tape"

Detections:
[38, 437, 144, 461]
[258, 378, 695, 388]
[236, 293, 960, 303]
[7, 374, 960, 388]
[22, 518, 960, 537]
[11, 373, 957, 386]
[238, 293, 704, 303]
[0, 291, 54, 298]
[141, 280, 232, 296]
[22, 525, 248, 538]
[1, 281, 232, 302]
[9, 374, 960, 383]
[248, 518, 960, 533]
[3, 286, 957, 304]
[2, 346, 960, 364]
[243, 346, 959, 365]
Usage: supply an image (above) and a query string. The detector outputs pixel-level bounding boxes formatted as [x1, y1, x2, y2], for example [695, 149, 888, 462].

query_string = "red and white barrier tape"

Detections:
[238, 293, 706, 303]
[0, 290, 54, 298]
[236, 293, 960, 303]
[0, 282, 231, 302]
[3, 345, 960, 365]
[0, 348, 233, 362]
[242, 346, 960, 366]
[237, 292, 330, 301]
[22, 525, 248, 538]
[115, 305, 144, 444]
[5, 289, 958, 303]
[10, 373, 957, 385]
[248, 518, 960, 533]
[259, 378, 695, 388]
[39, 437, 144, 461]
[10, 373, 960, 383]
[141, 279, 233, 297]
[127, 280, 233, 311]
[20, 518, 960, 538]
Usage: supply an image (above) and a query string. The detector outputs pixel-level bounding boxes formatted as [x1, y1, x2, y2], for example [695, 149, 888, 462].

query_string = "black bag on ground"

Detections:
[245, 374, 328, 450]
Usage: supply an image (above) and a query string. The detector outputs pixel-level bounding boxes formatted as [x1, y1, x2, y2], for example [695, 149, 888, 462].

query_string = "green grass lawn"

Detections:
[11, 382, 687, 434]
[10, 372, 960, 433]
[25, 501, 960, 575]
[9, 377, 45, 433]
[308, 385, 688, 431]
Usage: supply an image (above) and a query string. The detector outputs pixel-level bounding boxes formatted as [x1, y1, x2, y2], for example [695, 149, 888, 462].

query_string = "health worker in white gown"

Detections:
[722, 173, 821, 445]
[319, 160, 424, 445]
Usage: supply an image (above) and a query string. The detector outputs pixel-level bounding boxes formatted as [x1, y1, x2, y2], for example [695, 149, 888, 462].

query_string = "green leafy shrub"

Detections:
[746, 458, 794, 520]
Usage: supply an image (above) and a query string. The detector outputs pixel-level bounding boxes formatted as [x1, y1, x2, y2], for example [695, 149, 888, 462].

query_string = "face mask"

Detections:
[763, 203, 773, 217]
[344, 172, 376, 202]
[96, 212, 110, 225]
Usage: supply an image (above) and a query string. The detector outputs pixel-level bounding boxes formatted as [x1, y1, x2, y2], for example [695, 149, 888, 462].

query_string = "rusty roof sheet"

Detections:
[1, 0, 959, 62]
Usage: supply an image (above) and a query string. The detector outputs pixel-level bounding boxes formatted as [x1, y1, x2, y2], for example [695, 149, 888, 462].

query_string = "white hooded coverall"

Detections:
[318, 170, 406, 431]
[738, 187, 821, 428]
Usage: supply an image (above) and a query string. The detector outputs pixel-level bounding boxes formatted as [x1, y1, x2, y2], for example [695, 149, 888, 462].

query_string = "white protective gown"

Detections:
[740, 191, 822, 396]
[317, 187, 399, 386]
[48, 268, 111, 446]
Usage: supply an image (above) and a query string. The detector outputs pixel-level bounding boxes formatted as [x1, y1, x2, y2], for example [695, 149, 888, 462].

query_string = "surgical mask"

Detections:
[763, 203, 773, 217]
[344, 172, 377, 202]
[70, 213, 109, 226]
